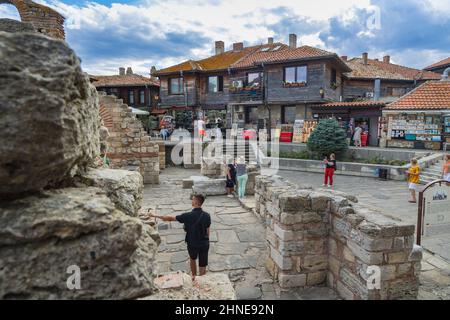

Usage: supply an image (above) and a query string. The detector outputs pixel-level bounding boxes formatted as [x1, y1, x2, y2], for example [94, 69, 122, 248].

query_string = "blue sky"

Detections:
[1, 0, 449, 75]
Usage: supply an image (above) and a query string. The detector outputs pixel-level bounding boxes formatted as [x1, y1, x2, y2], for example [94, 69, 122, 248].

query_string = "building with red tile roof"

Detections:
[382, 80, 450, 150]
[424, 57, 450, 75]
[92, 67, 160, 111]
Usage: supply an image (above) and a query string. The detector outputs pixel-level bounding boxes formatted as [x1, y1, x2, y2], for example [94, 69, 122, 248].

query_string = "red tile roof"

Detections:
[345, 58, 441, 81]
[386, 81, 450, 110]
[314, 101, 386, 108]
[424, 57, 450, 71]
[157, 43, 350, 75]
[92, 74, 160, 87]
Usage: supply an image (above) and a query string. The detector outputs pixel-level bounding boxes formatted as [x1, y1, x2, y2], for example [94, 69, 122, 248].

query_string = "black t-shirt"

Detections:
[326, 160, 337, 170]
[176, 208, 211, 247]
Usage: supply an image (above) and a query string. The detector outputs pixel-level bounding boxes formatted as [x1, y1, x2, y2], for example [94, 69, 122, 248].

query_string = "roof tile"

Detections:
[92, 74, 160, 87]
[386, 81, 450, 110]
[425, 57, 450, 71]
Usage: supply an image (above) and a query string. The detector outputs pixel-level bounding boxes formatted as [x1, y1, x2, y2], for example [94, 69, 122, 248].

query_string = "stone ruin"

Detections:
[255, 175, 422, 299]
[99, 93, 160, 184]
[0, 23, 160, 298]
[0, 0, 65, 39]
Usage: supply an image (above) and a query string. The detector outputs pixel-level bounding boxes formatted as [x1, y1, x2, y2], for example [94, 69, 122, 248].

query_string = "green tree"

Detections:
[307, 118, 348, 156]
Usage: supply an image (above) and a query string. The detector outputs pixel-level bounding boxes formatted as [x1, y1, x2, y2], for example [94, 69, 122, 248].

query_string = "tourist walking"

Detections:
[149, 195, 211, 281]
[443, 154, 450, 184]
[323, 153, 337, 188]
[353, 125, 362, 147]
[407, 158, 420, 203]
[236, 157, 248, 199]
[226, 159, 236, 198]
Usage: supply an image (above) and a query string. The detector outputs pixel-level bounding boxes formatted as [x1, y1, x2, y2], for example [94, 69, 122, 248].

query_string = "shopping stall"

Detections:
[383, 81, 450, 150]
[310, 101, 385, 146]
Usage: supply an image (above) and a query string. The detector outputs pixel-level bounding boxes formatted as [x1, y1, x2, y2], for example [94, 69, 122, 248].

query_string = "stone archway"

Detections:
[0, 0, 65, 39]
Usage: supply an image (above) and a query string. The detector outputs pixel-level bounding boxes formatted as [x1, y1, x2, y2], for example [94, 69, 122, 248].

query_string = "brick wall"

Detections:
[3, 0, 65, 39]
[99, 92, 160, 184]
[255, 175, 421, 300]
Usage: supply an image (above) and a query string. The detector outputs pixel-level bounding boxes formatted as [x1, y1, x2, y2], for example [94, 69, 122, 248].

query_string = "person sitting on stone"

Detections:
[149, 194, 211, 281]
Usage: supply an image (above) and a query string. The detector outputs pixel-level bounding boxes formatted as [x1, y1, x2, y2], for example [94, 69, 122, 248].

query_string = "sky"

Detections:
[1, 0, 449, 76]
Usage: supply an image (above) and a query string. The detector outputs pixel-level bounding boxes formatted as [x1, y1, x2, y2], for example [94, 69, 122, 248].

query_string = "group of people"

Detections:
[347, 124, 366, 148]
[225, 157, 248, 199]
[406, 154, 450, 203]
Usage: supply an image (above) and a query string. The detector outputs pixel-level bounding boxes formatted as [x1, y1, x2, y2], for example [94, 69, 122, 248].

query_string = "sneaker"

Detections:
[327, 185, 332, 188]
[227, 194, 233, 198]
[322, 184, 327, 187]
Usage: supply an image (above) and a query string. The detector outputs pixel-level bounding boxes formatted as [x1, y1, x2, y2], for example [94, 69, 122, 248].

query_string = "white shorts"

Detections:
[444, 173, 450, 182]
[408, 183, 419, 191]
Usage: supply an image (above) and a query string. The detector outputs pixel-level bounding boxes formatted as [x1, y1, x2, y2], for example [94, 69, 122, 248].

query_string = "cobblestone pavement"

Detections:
[277, 170, 450, 263]
[143, 167, 338, 300]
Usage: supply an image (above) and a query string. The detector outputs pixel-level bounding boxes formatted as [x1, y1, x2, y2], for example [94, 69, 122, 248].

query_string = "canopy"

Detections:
[129, 107, 149, 115]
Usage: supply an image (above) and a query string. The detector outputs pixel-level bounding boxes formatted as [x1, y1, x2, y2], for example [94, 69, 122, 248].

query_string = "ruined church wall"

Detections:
[255, 175, 421, 300]
[99, 93, 159, 184]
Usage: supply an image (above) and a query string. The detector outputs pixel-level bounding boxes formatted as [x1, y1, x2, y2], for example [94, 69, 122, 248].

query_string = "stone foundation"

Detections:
[99, 93, 159, 184]
[255, 175, 421, 300]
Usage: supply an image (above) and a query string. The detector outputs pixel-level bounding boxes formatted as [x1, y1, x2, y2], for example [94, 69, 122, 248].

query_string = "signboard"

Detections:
[417, 181, 450, 244]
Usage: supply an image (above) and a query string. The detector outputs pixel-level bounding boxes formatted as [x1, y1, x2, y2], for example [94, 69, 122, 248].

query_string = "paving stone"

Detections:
[170, 261, 189, 273]
[236, 230, 265, 242]
[217, 230, 240, 243]
[215, 243, 248, 255]
[236, 286, 262, 300]
[171, 251, 189, 264]
[166, 234, 186, 244]
[220, 207, 249, 215]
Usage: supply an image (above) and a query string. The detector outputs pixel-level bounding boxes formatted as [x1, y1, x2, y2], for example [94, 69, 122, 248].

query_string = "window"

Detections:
[330, 68, 337, 86]
[129, 90, 134, 104]
[282, 106, 296, 124]
[208, 76, 223, 93]
[140, 90, 145, 104]
[247, 72, 262, 87]
[284, 66, 307, 84]
[169, 77, 184, 94]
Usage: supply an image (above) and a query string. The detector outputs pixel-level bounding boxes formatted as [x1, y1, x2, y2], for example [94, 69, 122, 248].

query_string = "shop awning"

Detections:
[151, 109, 167, 115]
[311, 101, 386, 109]
[129, 107, 149, 115]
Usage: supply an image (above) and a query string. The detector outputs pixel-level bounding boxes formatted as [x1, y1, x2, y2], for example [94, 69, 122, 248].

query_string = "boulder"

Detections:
[76, 168, 143, 217]
[0, 32, 100, 197]
[0, 19, 36, 33]
[0, 187, 159, 299]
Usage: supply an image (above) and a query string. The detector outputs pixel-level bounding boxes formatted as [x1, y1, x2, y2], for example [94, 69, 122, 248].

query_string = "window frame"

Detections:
[168, 77, 184, 95]
[207, 75, 223, 93]
[330, 68, 337, 86]
[139, 90, 145, 104]
[246, 72, 263, 87]
[129, 90, 135, 104]
[283, 65, 308, 85]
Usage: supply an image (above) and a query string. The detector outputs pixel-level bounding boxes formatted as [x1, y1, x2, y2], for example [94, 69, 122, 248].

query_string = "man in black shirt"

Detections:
[150, 194, 211, 280]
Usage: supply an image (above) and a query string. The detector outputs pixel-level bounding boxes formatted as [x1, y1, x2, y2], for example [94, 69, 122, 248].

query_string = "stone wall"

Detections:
[0, 0, 65, 39]
[255, 175, 421, 300]
[99, 93, 160, 184]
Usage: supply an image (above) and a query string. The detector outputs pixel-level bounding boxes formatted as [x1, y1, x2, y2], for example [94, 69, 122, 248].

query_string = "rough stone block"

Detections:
[279, 273, 306, 288]
[307, 271, 327, 286]
[270, 247, 292, 271]
[192, 179, 227, 196]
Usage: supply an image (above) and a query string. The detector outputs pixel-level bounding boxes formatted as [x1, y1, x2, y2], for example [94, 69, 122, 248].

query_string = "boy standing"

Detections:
[407, 158, 420, 203]
[150, 195, 211, 281]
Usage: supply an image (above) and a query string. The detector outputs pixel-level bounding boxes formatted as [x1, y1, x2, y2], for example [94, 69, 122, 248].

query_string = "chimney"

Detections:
[383, 55, 391, 64]
[268, 37, 274, 45]
[362, 52, 368, 65]
[119, 67, 125, 75]
[289, 33, 297, 49]
[341, 56, 348, 61]
[150, 66, 157, 78]
[126, 67, 133, 75]
[232, 42, 244, 52]
[215, 41, 224, 55]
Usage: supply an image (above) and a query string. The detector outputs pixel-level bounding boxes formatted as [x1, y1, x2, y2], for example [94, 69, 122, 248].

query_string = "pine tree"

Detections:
[307, 118, 348, 156]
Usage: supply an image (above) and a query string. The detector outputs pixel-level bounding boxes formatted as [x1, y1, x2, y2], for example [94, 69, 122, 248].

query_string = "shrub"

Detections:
[307, 119, 348, 156]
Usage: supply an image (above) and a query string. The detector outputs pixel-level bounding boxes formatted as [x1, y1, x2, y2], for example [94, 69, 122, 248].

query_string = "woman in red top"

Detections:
[323, 153, 337, 188]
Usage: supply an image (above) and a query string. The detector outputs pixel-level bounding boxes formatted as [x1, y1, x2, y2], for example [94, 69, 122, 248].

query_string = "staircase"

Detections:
[222, 139, 257, 164]
[420, 160, 444, 185]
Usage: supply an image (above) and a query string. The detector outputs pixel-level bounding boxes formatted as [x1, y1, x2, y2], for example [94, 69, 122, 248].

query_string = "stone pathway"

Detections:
[143, 167, 338, 300]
